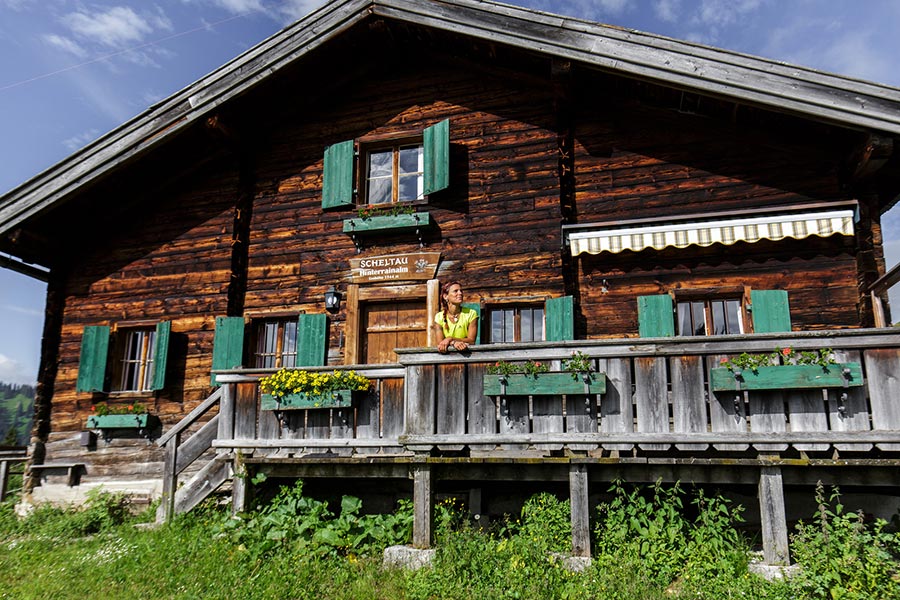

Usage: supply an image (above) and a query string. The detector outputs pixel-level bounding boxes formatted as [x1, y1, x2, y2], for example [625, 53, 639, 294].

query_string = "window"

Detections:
[251, 319, 298, 368]
[487, 306, 545, 343]
[76, 322, 171, 394]
[638, 289, 790, 338]
[114, 329, 157, 392]
[676, 298, 743, 336]
[321, 119, 449, 210]
[363, 143, 424, 205]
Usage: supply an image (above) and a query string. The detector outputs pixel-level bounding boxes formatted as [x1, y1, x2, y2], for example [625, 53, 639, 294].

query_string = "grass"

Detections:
[0, 482, 897, 600]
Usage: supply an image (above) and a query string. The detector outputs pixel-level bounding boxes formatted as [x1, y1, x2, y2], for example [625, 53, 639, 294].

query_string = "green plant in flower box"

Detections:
[87, 402, 150, 429]
[483, 353, 605, 396]
[711, 347, 863, 391]
[259, 368, 371, 410]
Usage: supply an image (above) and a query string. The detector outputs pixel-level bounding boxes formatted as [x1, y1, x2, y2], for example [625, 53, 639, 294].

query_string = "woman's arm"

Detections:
[434, 316, 478, 353]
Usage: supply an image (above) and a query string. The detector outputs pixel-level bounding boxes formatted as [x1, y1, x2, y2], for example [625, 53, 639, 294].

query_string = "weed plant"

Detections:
[0, 481, 898, 599]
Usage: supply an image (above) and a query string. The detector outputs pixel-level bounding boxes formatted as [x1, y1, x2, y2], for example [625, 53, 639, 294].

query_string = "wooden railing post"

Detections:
[412, 462, 433, 549]
[759, 465, 790, 565]
[569, 463, 590, 557]
[218, 382, 235, 447]
[160, 431, 180, 523]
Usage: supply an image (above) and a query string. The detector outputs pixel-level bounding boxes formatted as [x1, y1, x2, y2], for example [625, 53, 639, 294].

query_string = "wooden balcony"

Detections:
[210, 328, 900, 458]
[169, 328, 900, 564]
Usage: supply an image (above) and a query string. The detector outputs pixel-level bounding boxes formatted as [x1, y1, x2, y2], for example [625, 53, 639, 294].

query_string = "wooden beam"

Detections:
[569, 464, 590, 557]
[412, 463, 433, 549]
[759, 465, 790, 565]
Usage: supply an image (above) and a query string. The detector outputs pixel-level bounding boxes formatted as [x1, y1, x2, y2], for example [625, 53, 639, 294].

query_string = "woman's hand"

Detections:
[437, 338, 452, 353]
[437, 338, 468, 353]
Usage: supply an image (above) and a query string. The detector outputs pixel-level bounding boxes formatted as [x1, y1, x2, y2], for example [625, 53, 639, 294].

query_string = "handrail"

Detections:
[156, 387, 222, 446]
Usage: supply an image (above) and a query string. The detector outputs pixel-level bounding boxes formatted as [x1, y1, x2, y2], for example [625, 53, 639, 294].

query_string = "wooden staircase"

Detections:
[156, 387, 232, 522]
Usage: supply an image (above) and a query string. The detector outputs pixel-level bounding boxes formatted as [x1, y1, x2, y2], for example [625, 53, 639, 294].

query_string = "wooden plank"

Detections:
[565, 392, 598, 451]
[467, 363, 496, 435]
[827, 350, 872, 452]
[305, 410, 330, 448]
[159, 432, 179, 523]
[405, 365, 435, 436]
[482, 372, 605, 395]
[174, 415, 220, 474]
[256, 410, 281, 457]
[598, 358, 633, 452]
[330, 408, 354, 457]
[634, 356, 669, 451]
[354, 387, 381, 454]
[707, 354, 748, 451]
[532, 396, 564, 451]
[759, 466, 790, 566]
[436, 364, 466, 438]
[864, 348, 900, 451]
[786, 389, 829, 452]
[381, 378, 406, 454]
[671, 355, 708, 451]
[749, 391, 788, 452]
[569, 464, 590, 557]
[234, 382, 258, 441]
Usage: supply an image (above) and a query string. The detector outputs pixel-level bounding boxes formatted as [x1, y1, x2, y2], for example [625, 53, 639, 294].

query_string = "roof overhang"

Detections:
[564, 202, 859, 256]
[3, 0, 900, 244]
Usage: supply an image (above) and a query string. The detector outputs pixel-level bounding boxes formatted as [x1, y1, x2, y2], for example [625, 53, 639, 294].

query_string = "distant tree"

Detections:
[1, 424, 17, 446]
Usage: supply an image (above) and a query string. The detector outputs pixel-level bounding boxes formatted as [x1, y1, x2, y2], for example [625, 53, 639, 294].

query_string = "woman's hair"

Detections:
[438, 280, 463, 315]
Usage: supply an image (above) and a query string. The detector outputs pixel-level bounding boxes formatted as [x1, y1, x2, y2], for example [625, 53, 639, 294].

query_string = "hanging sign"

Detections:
[350, 252, 440, 284]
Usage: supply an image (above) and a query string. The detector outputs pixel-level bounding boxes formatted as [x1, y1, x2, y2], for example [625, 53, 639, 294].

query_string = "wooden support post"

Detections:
[569, 463, 591, 557]
[218, 382, 235, 448]
[759, 466, 790, 565]
[160, 432, 180, 523]
[232, 451, 248, 515]
[413, 463, 433, 549]
[0, 461, 9, 503]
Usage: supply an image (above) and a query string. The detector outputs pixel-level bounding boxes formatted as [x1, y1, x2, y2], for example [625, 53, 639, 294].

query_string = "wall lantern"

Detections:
[324, 286, 342, 313]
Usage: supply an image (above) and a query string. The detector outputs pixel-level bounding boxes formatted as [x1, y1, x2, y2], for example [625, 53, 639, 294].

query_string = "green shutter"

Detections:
[295, 313, 328, 367]
[461, 302, 481, 345]
[750, 290, 791, 333]
[151, 321, 171, 391]
[211, 317, 245, 386]
[322, 139, 355, 209]
[423, 119, 449, 195]
[76, 325, 110, 393]
[638, 295, 675, 338]
[545, 295, 574, 341]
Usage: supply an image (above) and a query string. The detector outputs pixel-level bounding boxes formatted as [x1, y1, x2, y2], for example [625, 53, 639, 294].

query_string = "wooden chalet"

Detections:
[2, 0, 900, 565]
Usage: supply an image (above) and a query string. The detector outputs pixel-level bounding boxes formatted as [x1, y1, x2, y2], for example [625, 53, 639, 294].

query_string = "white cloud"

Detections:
[653, 0, 680, 23]
[42, 33, 87, 57]
[210, 0, 266, 13]
[62, 5, 173, 48]
[61, 129, 101, 151]
[0, 0, 35, 10]
[694, 0, 764, 27]
[0, 354, 35, 386]
[277, 0, 328, 23]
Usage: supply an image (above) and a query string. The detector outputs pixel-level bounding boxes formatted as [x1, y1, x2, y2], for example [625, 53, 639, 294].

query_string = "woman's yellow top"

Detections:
[434, 307, 478, 339]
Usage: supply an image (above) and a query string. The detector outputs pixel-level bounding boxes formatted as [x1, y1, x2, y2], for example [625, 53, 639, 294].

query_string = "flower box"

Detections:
[86, 413, 150, 429]
[260, 389, 354, 410]
[482, 372, 606, 396]
[710, 363, 863, 392]
[342, 212, 430, 234]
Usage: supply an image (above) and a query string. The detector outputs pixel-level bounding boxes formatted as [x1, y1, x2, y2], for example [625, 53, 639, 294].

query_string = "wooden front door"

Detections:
[361, 301, 428, 364]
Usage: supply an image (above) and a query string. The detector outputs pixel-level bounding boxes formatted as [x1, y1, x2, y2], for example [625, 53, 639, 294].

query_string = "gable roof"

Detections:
[3, 0, 900, 243]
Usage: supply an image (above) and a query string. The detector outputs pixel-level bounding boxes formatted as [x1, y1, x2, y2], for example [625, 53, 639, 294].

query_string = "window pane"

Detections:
[490, 310, 505, 343]
[724, 300, 742, 334]
[120, 330, 155, 391]
[398, 174, 422, 201]
[521, 309, 533, 342]
[676, 303, 692, 336]
[533, 308, 544, 341]
[399, 146, 422, 175]
[690, 301, 706, 336]
[368, 150, 392, 177]
[366, 176, 392, 204]
[281, 321, 298, 366]
[255, 322, 278, 369]
[711, 300, 727, 335]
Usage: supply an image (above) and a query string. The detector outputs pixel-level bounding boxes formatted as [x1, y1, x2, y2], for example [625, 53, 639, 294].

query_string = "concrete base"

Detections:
[383, 545, 435, 571]
[21, 479, 161, 508]
[550, 552, 592, 572]
[748, 553, 801, 581]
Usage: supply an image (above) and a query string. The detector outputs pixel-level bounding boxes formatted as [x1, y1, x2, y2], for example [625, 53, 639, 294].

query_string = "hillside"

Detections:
[0, 381, 34, 446]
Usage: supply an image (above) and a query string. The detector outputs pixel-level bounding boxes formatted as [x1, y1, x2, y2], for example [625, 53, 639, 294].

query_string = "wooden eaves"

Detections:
[3, 0, 900, 249]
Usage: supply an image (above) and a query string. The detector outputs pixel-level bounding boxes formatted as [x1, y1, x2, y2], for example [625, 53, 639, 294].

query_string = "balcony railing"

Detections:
[211, 328, 900, 456]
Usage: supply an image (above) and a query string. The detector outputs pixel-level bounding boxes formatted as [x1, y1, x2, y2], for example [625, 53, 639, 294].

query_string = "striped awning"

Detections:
[567, 209, 855, 256]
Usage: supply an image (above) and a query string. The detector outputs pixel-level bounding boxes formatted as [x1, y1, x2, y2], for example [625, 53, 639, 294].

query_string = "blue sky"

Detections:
[1, 0, 900, 384]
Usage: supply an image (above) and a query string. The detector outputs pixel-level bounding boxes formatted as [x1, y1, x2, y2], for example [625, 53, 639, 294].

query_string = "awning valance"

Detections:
[566, 209, 855, 256]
